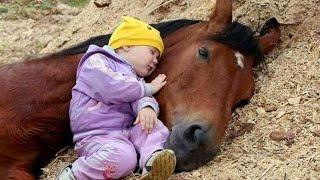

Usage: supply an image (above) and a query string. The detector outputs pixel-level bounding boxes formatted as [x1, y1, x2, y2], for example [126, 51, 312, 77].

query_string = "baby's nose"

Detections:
[153, 58, 158, 64]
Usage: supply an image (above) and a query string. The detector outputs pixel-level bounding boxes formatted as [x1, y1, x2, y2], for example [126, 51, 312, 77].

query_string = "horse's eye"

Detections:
[197, 47, 210, 61]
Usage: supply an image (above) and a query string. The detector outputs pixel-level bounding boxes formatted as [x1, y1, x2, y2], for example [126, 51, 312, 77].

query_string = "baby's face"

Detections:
[125, 45, 160, 77]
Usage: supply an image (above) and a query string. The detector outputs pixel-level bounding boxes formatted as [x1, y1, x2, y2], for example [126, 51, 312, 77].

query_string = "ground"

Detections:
[0, 0, 319, 179]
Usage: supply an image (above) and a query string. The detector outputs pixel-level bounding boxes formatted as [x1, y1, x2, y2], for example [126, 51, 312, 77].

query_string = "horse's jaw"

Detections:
[164, 118, 222, 172]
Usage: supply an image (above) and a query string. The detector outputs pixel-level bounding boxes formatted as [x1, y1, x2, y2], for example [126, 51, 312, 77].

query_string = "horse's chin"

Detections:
[174, 149, 217, 172]
[164, 122, 220, 171]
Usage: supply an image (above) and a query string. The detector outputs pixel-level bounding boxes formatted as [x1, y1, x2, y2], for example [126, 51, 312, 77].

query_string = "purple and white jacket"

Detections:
[69, 45, 159, 143]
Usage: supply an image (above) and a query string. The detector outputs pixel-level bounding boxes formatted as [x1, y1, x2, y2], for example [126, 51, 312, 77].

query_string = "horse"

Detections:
[0, 0, 280, 179]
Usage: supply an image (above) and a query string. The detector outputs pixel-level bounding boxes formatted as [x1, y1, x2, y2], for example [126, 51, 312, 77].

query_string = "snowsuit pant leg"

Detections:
[71, 131, 137, 179]
[130, 119, 170, 169]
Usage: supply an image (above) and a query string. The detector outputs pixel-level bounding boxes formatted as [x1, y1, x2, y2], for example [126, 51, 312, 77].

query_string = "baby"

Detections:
[57, 16, 176, 180]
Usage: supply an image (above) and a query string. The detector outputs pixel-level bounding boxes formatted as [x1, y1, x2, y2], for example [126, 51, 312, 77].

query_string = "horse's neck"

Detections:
[30, 54, 83, 86]
[40, 54, 82, 74]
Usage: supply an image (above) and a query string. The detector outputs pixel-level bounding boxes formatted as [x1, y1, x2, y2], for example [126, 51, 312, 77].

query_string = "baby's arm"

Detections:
[131, 75, 167, 133]
[132, 97, 159, 133]
[76, 54, 154, 104]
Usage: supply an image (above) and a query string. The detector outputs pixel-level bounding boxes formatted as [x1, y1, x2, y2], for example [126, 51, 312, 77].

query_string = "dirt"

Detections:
[0, 2, 81, 65]
[1, 0, 319, 179]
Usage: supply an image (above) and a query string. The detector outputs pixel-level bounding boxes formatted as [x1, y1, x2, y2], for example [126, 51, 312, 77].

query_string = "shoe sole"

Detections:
[140, 150, 176, 180]
[56, 165, 76, 180]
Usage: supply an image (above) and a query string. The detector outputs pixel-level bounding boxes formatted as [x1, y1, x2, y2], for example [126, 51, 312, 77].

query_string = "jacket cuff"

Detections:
[138, 102, 160, 117]
[144, 83, 155, 97]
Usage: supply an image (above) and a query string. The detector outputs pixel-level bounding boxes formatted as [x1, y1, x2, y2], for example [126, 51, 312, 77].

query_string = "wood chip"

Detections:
[94, 0, 112, 7]
[276, 111, 286, 119]
[192, 170, 201, 177]
[256, 107, 267, 115]
[312, 128, 320, 137]
[288, 97, 301, 105]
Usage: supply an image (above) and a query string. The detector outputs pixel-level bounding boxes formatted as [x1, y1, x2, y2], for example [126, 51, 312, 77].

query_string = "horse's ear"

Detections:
[257, 18, 281, 55]
[208, 0, 232, 33]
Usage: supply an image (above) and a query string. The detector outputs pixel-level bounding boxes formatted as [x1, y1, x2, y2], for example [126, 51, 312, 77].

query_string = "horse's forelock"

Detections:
[209, 22, 263, 64]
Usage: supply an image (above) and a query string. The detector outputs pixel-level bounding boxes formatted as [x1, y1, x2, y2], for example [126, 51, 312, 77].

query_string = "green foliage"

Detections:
[0, 43, 5, 53]
[0, 5, 8, 14]
[35, 40, 47, 51]
[0, 0, 89, 20]
[65, 0, 89, 8]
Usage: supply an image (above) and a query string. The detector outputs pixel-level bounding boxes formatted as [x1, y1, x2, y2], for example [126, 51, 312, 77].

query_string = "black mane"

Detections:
[50, 20, 262, 64]
[53, 19, 201, 57]
[210, 22, 263, 64]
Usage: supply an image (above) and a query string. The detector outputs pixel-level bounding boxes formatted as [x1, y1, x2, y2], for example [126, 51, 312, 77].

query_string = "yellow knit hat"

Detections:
[108, 16, 164, 56]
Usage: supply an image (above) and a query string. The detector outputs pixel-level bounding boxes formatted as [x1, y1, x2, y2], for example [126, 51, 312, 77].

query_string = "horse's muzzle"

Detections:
[165, 122, 218, 172]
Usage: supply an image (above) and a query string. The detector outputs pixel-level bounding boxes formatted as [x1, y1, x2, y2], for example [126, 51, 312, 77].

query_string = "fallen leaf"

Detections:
[265, 105, 277, 112]
[269, 129, 295, 143]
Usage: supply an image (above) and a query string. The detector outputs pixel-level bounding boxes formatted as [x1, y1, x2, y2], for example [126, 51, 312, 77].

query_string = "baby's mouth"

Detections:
[147, 66, 153, 72]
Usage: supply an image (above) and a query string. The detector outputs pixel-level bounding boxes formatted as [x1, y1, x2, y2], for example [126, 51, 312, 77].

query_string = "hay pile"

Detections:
[2, 0, 319, 179]
[41, 0, 319, 179]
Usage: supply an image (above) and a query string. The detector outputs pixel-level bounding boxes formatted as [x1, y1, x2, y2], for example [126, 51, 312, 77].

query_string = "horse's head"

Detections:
[150, 0, 280, 171]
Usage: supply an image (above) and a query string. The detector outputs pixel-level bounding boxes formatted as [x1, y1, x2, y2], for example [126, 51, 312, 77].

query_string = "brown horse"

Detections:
[0, 0, 280, 179]
[156, 1, 281, 171]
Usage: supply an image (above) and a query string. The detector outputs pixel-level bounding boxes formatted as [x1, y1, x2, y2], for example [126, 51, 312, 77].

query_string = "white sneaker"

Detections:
[141, 149, 176, 180]
[56, 165, 76, 180]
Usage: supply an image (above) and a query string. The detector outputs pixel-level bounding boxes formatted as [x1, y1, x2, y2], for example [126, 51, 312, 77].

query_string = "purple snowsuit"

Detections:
[69, 45, 169, 179]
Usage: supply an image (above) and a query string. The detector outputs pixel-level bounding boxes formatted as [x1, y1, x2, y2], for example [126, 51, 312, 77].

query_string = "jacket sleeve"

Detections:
[75, 53, 154, 104]
[131, 79, 160, 117]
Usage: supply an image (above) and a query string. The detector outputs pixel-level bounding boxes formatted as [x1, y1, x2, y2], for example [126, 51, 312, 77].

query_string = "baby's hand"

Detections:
[150, 74, 167, 94]
[134, 107, 157, 133]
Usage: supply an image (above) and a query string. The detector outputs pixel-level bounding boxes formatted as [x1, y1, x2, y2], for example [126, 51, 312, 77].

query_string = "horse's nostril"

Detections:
[183, 124, 204, 144]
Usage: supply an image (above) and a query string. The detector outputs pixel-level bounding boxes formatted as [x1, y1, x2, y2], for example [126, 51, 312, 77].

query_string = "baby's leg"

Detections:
[130, 119, 170, 169]
[72, 133, 137, 179]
